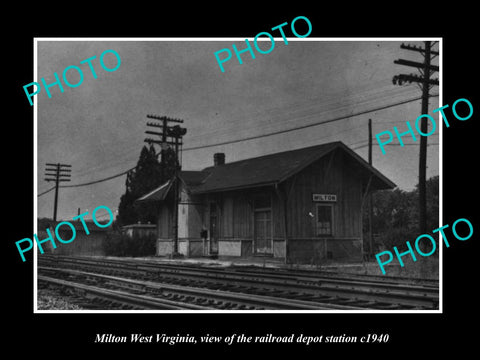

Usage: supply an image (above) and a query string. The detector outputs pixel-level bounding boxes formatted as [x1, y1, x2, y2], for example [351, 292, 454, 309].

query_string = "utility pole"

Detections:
[392, 41, 439, 236]
[368, 118, 373, 259]
[145, 115, 187, 258]
[44, 163, 71, 221]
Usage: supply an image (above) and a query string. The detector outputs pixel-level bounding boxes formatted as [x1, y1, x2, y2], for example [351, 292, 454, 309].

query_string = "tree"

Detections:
[159, 146, 179, 183]
[117, 145, 162, 226]
[117, 144, 179, 227]
[364, 175, 439, 250]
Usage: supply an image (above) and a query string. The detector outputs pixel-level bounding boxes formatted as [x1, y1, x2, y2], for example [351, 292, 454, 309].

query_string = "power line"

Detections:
[48, 148, 162, 191]
[387, 143, 439, 146]
[38, 186, 56, 197]
[184, 95, 437, 151]
[193, 85, 426, 142]
[38, 165, 136, 195]
[38, 139, 440, 193]
[39, 95, 439, 191]
[40, 123, 366, 193]
[72, 143, 142, 179]
[59, 167, 134, 188]
[48, 138, 439, 193]
[55, 143, 171, 190]
[352, 142, 439, 150]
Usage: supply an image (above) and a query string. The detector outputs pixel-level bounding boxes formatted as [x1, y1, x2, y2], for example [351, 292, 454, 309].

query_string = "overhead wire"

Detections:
[60, 167, 134, 188]
[37, 90, 440, 193]
[192, 83, 422, 141]
[183, 94, 435, 151]
[187, 86, 438, 150]
[37, 186, 56, 197]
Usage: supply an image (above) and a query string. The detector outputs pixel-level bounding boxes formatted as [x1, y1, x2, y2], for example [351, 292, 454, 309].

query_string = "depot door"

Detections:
[254, 209, 272, 255]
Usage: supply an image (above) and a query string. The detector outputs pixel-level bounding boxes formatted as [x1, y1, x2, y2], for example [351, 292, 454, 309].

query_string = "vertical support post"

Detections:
[172, 173, 179, 254]
[368, 119, 373, 164]
[172, 135, 180, 257]
[45, 162, 71, 222]
[144, 115, 186, 258]
[419, 41, 431, 237]
[160, 117, 167, 182]
[368, 119, 373, 259]
[275, 183, 289, 265]
[392, 42, 437, 257]
[53, 163, 60, 221]
[324, 238, 327, 261]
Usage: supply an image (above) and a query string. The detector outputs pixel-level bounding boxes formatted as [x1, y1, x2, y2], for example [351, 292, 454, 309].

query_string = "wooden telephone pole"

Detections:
[44, 163, 71, 221]
[368, 119, 373, 259]
[392, 41, 439, 235]
[145, 115, 187, 258]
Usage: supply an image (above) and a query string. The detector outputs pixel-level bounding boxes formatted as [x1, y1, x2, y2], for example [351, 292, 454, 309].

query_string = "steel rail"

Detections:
[38, 275, 209, 310]
[39, 255, 439, 309]
[38, 267, 364, 310]
[40, 255, 438, 292]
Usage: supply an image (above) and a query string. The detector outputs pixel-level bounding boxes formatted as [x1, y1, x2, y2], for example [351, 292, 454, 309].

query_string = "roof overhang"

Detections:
[135, 142, 396, 198]
[135, 180, 172, 202]
[190, 181, 277, 195]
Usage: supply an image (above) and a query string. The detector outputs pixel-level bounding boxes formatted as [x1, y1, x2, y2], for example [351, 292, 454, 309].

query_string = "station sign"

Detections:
[312, 194, 337, 202]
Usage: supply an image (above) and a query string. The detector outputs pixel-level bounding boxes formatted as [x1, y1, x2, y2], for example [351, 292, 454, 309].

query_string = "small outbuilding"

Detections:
[137, 141, 395, 264]
[121, 223, 157, 238]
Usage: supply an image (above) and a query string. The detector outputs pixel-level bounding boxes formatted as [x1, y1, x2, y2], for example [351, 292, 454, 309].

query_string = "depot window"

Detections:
[316, 204, 334, 236]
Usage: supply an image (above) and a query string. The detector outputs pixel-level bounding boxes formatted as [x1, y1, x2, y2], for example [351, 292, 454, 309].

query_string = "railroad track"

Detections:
[38, 267, 363, 310]
[38, 274, 208, 310]
[38, 255, 439, 310]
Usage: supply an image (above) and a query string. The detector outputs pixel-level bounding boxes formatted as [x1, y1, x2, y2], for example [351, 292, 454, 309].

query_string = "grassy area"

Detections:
[332, 256, 440, 280]
[37, 290, 83, 310]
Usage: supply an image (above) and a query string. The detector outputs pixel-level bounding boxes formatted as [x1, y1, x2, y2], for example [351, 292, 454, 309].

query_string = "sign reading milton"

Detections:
[312, 194, 337, 202]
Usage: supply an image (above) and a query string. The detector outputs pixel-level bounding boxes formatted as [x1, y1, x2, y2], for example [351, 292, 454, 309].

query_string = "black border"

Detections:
[6, 6, 478, 355]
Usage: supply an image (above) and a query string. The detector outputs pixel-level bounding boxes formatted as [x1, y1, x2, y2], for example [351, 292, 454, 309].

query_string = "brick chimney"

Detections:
[214, 152, 225, 166]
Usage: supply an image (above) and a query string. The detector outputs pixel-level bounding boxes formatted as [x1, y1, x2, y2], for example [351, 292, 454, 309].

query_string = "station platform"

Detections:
[114, 254, 385, 275]
[100, 254, 439, 280]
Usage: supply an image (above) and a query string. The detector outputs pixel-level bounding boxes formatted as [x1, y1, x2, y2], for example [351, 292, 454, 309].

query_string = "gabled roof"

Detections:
[137, 141, 395, 201]
[135, 171, 209, 203]
[189, 141, 395, 194]
[179, 170, 210, 186]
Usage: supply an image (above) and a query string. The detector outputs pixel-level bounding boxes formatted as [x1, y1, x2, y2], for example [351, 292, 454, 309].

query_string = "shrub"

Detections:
[103, 231, 156, 257]
[374, 227, 440, 261]
[375, 227, 418, 251]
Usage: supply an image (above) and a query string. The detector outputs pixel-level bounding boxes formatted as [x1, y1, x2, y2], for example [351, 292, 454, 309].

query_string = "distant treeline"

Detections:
[364, 175, 439, 251]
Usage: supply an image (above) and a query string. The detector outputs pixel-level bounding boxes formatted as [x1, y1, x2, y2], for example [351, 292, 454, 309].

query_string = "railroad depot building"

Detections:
[137, 141, 395, 264]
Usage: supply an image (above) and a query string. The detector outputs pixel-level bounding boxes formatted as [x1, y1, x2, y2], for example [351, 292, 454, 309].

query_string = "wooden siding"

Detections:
[284, 149, 362, 239]
[222, 196, 234, 238]
[154, 148, 366, 262]
[232, 192, 252, 239]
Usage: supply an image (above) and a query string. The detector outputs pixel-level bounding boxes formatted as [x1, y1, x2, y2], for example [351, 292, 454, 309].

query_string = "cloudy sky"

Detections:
[35, 38, 440, 221]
